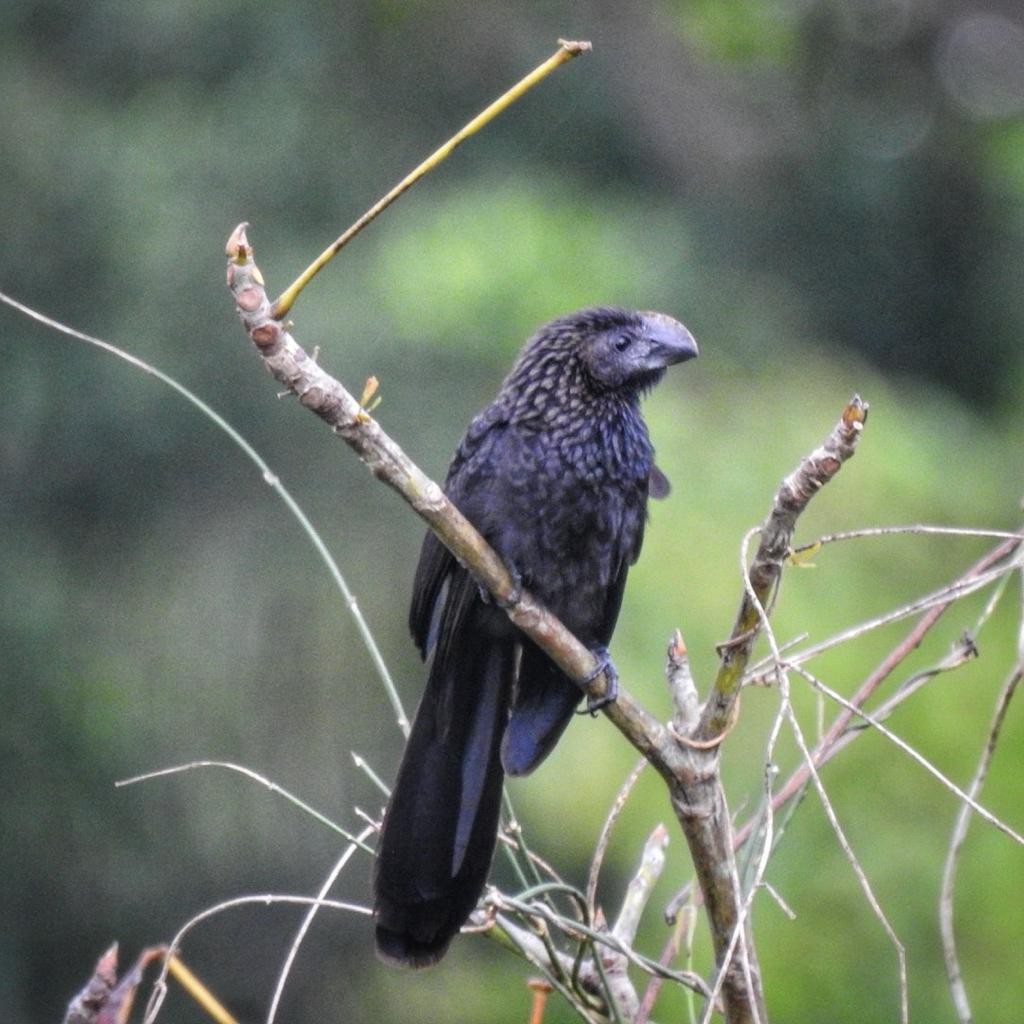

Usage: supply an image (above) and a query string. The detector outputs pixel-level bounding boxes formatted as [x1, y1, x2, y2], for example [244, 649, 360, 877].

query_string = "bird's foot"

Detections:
[578, 646, 619, 715]
[496, 564, 524, 610]
[478, 564, 523, 610]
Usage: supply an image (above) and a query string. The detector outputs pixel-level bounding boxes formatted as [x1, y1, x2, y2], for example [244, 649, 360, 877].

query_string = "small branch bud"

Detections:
[666, 629, 700, 735]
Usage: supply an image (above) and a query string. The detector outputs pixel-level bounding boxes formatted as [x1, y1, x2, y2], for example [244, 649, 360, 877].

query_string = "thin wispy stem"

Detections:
[268, 825, 376, 1024]
[142, 894, 370, 1024]
[939, 660, 1023, 1024]
[0, 289, 407, 733]
[793, 665, 1024, 848]
[116, 760, 373, 852]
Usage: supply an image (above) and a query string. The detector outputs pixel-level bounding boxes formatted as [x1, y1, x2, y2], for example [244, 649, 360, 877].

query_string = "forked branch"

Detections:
[227, 225, 867, 1023]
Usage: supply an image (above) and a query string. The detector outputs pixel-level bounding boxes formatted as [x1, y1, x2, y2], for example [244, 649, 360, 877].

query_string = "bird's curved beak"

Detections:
[641, 312, 698, 367]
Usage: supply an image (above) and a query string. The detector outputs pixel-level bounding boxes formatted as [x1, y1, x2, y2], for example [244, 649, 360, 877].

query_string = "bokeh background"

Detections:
[2, 1, 1023, 1021]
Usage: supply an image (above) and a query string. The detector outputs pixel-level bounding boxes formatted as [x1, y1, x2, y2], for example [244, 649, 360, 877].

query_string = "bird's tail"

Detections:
[374, 625, 515, 967]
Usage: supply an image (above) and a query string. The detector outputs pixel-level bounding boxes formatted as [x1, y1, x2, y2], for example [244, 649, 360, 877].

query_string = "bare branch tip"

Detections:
[98, 941, 120, 974]
[225, 223, 251, 262]
[557, 38, 593, 55]
[667, 628, 687, 661]
[842, 393, 869, 428]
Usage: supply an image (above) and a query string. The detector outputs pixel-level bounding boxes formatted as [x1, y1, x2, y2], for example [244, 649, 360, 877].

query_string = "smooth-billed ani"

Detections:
[374, 307, 697, 966]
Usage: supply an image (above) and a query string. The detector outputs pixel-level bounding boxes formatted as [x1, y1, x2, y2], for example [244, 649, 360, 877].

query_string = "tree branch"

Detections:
[227, 223, 668, 765]
[226, 225, 867, 1023]
[730, 529, 1024, 855]
[698, 395, 868, 742]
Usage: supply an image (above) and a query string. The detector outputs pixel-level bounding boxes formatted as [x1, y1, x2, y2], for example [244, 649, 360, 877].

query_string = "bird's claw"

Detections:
[496, 565, 523, 610]
[478, 564, 523, 610]
[578, 647, 619, 715]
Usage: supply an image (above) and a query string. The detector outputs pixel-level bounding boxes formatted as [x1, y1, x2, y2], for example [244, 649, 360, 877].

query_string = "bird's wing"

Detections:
[599, 488, 649, 641]
[409, 401, 511, 657]
[408, 531, 455, 657]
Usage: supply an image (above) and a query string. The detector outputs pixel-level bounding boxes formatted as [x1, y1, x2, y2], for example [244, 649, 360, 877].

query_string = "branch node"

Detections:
[670, 698, 740, 751]
[250, 321, 282, 351]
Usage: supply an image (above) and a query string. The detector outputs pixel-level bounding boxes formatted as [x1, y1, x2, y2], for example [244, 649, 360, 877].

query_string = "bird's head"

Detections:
[501, 307, 697, 424]
[575, 308, 698, 394]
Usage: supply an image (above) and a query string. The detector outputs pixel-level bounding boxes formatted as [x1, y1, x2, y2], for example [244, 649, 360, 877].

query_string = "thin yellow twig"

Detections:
[166, 955, 239, 1024]
[271, 39, 591, 318]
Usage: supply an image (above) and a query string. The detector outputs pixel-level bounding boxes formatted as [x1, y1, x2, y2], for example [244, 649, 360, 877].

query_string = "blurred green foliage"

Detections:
[1, 2, 1022, 1022]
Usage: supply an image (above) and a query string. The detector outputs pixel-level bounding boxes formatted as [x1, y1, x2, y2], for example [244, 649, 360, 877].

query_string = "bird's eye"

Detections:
[614, 334, 633, 352]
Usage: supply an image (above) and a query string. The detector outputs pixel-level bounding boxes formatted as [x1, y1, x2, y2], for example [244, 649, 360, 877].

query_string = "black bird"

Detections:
[374, 307, 697, 967]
